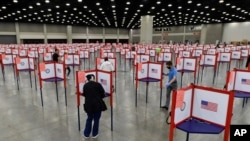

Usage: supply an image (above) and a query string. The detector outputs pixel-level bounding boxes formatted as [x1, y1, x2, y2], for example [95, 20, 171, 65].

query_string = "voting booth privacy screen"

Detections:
[16, 57, 35, 71]
[176, 58, 196, 71]
[96, 58, 116, 71]
[169, 84, 234, 141]
[226, 69, 250, 93]
[136, 62, 163, 80]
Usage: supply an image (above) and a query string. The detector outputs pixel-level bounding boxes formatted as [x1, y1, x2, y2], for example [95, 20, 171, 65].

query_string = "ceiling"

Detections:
[0, 0, 250, 29]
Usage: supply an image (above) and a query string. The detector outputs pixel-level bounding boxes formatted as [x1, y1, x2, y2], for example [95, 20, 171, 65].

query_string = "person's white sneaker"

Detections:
[92, 134, 99, 138]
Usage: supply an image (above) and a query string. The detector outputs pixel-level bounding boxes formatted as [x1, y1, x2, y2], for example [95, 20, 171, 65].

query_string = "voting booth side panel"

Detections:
[55, 63, 64, 79]
[137, 63, 148, 80]
[176, 58, 184, 71]
[40, 63, 55, 80]
[234, 71, 250, 93]
[97, 71, 112, 94]
[183, 58, 196, 71]
[148, 63, 162, 80]
[192, 87, 229, 127]
[173, 87, 193, 125]
[17, 58, 29, 70]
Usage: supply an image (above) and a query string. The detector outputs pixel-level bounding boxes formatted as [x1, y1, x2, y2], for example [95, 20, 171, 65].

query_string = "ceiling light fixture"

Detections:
[187, 1, 192, 4]
[168, 4, 172, 7]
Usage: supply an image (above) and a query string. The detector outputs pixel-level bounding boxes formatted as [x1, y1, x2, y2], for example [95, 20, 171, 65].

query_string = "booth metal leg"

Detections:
[16, 76, 19, 91]
[160, 88, 162, 108]
[29, 71, 32, 88]
[181, 73, 183, 88]
[1, 68, 5, 81]
[34, 75, 37, 91]
[56, 81, 59, 102]
[64, 88, 67, 106]
[135, 88, 138, 107]
[146, 82, 149, 103]
[213, 71, 216, 85]
[40, 88, 44, 107]
[201, 67, 204, 83]
[111, 106, 113, 131]
[186, 132, 190, 141]
[77, 106, 81, 131]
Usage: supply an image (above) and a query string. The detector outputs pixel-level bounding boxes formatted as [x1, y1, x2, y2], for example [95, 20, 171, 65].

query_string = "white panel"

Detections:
[231, 51, 241, 59]
[73, 55, 80, 65]
[192, 88, 229, 126]
[97, 71, 111, 94]
[183, 58, 196, 71]
[174, 89, 192, 124]
[137, 63, 148, 79]
[176, 58, 184, 71]
[41, 64, 55, 79]
[234, 71, 250, 93]
[17, 58, 29, 70]
[217, 52, 231, 62]
[2, 55, 15, 64]
[55, 63, 64, 79]
[148, 63, 162, 79]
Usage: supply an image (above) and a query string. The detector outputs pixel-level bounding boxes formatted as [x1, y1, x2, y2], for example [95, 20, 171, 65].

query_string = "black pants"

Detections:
[65, 66, 71, 76]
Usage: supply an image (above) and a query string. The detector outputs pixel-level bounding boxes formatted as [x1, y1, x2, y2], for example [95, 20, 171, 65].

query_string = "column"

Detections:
[66, 25, 72, 44]
[86, 27, 89, 43]
[15, 22, 20, 44]
[43, 24, 47, 44]
[102, 28, 105, 43]
[200, 24, 207, 44]
[140, 15, 153, 44]
[117, 28, 119, 43]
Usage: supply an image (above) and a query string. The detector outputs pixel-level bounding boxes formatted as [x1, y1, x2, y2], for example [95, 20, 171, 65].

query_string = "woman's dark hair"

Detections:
[166, 61, 173, 66]
[86, 74, 95, 81]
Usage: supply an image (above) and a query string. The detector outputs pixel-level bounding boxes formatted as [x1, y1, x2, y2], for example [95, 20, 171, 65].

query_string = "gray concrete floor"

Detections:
[0, 53, 249, 141]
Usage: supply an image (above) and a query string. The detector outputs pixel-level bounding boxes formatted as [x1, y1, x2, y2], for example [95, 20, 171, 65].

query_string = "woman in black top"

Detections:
[246, 55, 250, 69]
[82, 74, 106, 139]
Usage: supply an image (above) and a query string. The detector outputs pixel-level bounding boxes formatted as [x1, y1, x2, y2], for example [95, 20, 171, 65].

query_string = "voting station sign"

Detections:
[230, 125, 250, 140]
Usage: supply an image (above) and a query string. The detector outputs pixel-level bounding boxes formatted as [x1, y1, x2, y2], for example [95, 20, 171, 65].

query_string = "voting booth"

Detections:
[135, 62, 163, 107]
[225, 69, 250, 107]
[176, 57, 197, 87]
[157, 52, 172, 62]
[217, 52, 232, 73]
[43, 52, 53, 62]
[14, 57, 37, 90]
[38, 62, 67, 107]
[76, 70, 114, 131]
[0, 54, 17, 80]
[79, 50, 90, 69]
[231, 51, 241, 68]
[95, 57, 116, 92]
[192, 49, 203, 58]
[169, 84, 234, 141]
[198, 54, 218, 84]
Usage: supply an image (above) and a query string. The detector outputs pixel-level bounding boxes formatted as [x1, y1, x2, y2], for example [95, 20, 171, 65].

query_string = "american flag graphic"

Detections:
[233, 53, 238, 56]
[57, 68, 62, 73]
[142, 58, 147, 61]
[151, 68, 158, 73]
[207, 58, 212, 61]
[222, 56, 227, 58]
[201, 100, 218, 112]
[241, 79, 250, 85]
[100, 79, 107, 85]
[186, 62, 192, 66]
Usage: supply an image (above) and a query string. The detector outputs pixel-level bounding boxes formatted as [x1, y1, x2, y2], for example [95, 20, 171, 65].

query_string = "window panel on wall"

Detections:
[105, 39, 117, 43]
[72, 39, 86, 43]
[119, 29, 129, 35]
[72, 26, 86, 34]
[19, 23, 43, 32]
[153, 28, 162, 34]
[119, 39, 128, 43]
[105, 28, 117, 34]
[164, 26, 184, 33]
[89, 39, 102, 43]
[48, 39, 67, 43]
[46, 24, 66, 33]
[0, 22, 16, 32]
[88, 27, 103, 34]
[0, 35, 17, 44]
[23, 39, 44, 44]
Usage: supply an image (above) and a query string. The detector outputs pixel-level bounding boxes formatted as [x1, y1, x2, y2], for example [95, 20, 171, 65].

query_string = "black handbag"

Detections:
[99, 98, 107, 111]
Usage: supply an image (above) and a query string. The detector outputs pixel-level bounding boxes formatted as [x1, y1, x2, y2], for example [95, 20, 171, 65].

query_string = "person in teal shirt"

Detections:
[161, 61, 177, 110]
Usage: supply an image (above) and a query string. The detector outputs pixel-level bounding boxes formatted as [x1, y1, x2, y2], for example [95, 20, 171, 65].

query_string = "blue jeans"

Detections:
[83, 111, 102, 137]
